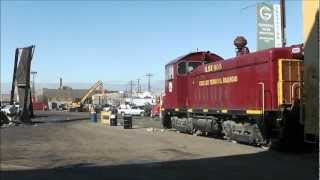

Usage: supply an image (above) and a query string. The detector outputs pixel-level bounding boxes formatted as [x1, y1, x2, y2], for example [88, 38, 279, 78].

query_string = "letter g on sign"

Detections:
[260, 6, 272, 21]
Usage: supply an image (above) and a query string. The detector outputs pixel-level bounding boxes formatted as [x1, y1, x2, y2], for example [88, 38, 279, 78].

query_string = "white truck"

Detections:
[125, 97, 155, 107]
[117, 104, 145, 116]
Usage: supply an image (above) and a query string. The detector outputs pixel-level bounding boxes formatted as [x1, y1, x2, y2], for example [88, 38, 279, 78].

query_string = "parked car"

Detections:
[117, 104, 145, 116]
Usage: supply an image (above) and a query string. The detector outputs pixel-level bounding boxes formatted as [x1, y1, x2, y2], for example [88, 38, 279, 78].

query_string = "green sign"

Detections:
[257, 3, 281, 50]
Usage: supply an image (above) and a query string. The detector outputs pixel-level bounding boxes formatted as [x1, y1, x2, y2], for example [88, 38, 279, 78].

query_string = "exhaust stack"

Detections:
[234, 36, 250, 56]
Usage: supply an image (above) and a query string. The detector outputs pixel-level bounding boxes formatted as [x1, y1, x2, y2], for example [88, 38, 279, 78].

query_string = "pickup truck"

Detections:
[117, 105, 145, 116]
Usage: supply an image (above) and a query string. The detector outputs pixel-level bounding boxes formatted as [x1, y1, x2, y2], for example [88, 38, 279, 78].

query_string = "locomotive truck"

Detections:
[161, 42, 305, 147]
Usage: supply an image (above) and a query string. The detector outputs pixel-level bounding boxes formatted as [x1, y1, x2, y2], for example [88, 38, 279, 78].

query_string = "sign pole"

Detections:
[280, 0, 286, 47]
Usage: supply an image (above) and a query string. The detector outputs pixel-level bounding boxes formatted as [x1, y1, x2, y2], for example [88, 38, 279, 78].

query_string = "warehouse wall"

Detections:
[302, 0, 319, 142]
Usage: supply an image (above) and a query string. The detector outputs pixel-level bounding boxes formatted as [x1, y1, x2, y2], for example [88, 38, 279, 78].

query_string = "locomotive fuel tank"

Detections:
[171, 116, 221, 135]
[192, 117, 221, 134]
[171, 117, 193, 133]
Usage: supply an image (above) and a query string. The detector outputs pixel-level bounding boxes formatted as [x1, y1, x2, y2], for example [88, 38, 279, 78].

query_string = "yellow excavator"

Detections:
[68, 80, 103, 112]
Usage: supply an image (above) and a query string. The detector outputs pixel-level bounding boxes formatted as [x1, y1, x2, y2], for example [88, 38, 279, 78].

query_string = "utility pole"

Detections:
[31, 71, 37, 102]
[145, 73, 153, 92]
[59, 77, 63, 89]
[280, 0, 286, 47]
[129, 80, 134, 104]
[136, 78, 141, 93]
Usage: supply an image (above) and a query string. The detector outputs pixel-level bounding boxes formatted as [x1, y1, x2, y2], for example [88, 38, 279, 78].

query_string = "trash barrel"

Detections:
[91, 112, 97, 123]
[123, 114, 132, 129]
[110, 114, 117, 126]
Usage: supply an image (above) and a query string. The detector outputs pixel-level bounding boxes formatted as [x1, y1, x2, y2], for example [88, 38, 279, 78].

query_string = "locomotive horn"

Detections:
[234, 36, 250, 56]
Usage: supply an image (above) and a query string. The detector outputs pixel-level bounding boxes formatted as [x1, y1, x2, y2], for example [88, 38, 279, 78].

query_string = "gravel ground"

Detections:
[0, 111, 317, 180]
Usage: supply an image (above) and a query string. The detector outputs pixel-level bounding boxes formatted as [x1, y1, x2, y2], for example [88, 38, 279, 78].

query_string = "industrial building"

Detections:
[302, 0, 319, 143]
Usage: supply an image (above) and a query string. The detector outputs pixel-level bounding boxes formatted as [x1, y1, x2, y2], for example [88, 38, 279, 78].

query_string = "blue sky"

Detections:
[1, 0, 302, 85]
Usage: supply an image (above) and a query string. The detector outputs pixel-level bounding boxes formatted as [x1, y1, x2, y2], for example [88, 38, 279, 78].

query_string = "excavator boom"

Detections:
[68, 80, 103, 111]
[78, 80, 103, 104]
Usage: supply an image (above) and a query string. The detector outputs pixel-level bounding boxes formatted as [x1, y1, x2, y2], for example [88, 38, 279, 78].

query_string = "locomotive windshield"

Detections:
[188, 62, 202, 72]
[178, 61, 202, 75]
[178, 62, 187, 74]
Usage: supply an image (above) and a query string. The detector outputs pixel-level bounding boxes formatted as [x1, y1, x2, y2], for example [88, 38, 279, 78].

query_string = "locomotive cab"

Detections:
[163, 51, 224, 112]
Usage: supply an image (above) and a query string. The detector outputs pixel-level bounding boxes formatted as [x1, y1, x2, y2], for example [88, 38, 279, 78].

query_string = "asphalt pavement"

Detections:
[1, 111, 317, 180]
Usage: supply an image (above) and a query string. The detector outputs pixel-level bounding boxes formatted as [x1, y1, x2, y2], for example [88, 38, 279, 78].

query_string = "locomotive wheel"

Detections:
[260, 139, 272, 149]
[160, 111, 172, 129]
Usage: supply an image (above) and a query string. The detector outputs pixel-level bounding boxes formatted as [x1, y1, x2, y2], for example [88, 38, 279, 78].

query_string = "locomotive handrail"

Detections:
[291, 82, 301, 102]
[257, 82, 265, 115]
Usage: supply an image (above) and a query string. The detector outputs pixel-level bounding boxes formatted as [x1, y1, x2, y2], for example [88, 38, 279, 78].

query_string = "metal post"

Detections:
[31, 71, 37, 101]
[280, 0, 286, 47]
[137, 78, 141, 93]
[129, 80, 134, 104]
[145, 73, 153, 92]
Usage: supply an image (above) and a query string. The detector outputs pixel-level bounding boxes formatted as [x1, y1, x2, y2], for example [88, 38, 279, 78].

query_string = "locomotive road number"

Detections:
[199, 75, 238, 87]
[204, 63, 222, 73]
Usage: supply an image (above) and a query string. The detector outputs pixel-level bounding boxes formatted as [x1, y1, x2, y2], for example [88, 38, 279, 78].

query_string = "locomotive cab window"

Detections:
[178, 62, 187, 75]
[187, 62, 202, 72]
[165, 64, 174, 80]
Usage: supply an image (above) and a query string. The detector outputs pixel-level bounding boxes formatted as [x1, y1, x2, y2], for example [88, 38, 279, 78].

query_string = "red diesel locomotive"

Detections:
[161, 41, 304, 146]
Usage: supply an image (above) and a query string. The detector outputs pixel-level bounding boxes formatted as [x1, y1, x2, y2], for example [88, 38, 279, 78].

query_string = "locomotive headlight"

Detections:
[291, 47, 301, 54]
[291, 45, 304, 59]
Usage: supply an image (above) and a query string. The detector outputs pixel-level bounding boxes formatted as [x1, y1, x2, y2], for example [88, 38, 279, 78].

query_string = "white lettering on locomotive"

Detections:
[204, 63, 222, 73]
